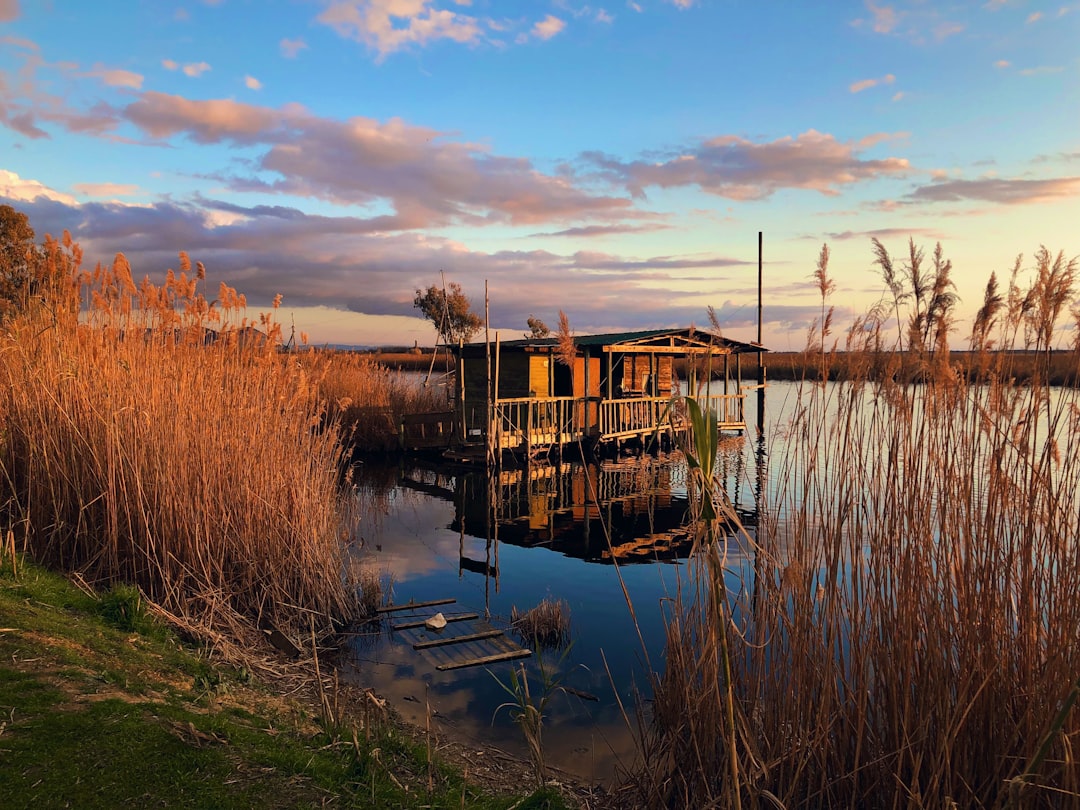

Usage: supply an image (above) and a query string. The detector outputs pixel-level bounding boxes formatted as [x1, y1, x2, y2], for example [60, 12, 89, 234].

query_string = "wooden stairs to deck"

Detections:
[377, 599, 532, 671]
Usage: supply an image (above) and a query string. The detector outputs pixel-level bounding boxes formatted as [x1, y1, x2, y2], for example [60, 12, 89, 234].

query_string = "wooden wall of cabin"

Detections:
[572, 355, 601, 435]
[620, 354, 673, 396]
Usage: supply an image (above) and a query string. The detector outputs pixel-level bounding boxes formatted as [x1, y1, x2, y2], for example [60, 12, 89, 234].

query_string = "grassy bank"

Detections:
[0, 554, 569, 809]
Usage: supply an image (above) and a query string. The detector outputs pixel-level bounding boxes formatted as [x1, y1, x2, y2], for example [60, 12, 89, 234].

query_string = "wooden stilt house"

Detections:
[441, 327, 765, 457]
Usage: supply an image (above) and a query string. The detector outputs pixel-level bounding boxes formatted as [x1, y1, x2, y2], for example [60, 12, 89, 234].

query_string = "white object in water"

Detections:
[425, 612, 447, 630]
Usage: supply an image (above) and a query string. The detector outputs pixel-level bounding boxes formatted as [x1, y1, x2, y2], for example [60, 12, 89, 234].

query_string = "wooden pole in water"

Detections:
[757, 231, 766, 438]
[494, 331, 502, 470]
[485, 281, 492, 466]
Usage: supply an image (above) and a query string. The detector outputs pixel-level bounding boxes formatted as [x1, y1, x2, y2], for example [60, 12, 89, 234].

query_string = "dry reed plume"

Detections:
[636, 242, 1080, 809]
[0, 235, 357, 641]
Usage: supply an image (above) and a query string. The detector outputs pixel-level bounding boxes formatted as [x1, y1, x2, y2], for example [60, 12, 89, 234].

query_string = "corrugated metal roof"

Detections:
[453, 327, 766, 354]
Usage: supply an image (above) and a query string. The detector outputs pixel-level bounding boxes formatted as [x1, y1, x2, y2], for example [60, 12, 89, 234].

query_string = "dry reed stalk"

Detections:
[300, 350, 447, 452]
[637, 242, 1080, 809]
[511, 597, 571, 648]
[0, 243, 358, 642]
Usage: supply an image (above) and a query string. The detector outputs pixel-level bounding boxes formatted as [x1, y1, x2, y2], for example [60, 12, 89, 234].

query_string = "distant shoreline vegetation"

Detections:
[340, 347, 1080, 387]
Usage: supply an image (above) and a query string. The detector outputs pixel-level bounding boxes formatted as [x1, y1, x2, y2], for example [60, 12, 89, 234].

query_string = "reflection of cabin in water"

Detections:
[418, 328, 764, 458]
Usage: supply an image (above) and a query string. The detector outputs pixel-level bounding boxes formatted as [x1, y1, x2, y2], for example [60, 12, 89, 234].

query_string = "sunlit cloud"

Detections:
[531, 15, 566, 40]
[82, 64, 144, 90]
[934, 21, 964, 40]
[1026, 11, 1043, 23]
[596, 9, 614, 23]
[162, 59, 212, 77]
[850, 73, 895, 93]
[0, 0, 18, 22]
[244, 75, 263, 90]
[0, 169, 77, 204]
[994, 59, 1010, 69]
[583, 129, 911, 200]
[907, 176, 1080, 205]
[317, 0, 484, 59]
[72, 182, 139, 197]
[121, 93, 634, 225]
[279, 37, 308, 58]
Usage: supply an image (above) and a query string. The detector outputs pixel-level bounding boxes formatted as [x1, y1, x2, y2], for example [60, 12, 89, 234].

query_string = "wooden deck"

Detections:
[379, 600, 531, 671]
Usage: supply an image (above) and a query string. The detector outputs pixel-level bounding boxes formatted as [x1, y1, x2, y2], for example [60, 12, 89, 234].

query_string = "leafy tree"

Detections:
[413, 281, 483, 344]
[0, 204, 41, 319]
[526, 315, 550, 338]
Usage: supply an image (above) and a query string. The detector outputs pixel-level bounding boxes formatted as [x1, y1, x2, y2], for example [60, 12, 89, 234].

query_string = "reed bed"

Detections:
[512, 597, 572, 649]
[0, 239, 357, 639]
[303, 351, 449, 452]
[637, 244, 1080, 808]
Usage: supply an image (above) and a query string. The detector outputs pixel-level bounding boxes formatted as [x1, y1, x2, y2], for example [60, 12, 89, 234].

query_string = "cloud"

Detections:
[1026, 11, 1043, 23]
[1019, 65, 1063, 76]
[162, 59, 212, 77]
[529, 223, 672, 238]
[317, 0, 484, 59]
[0, 169, 77, 204]
[0, 192, 766, 336]
[907, 176, 1080, 205]
[627, 1, 642, 11]
[994, 59, 1010, 69]
[933, 21, 964, 40]
[280, 37, 308, 58]
[583, 130, 911, 201]
[0, 0, 18, 22]
[121, 93, 634, 225]
[244, 75, 263, 90]
[83, 64, 144, 90]
[891, 91, 905, 102]
[862, 1, 900, 33]
[596, 9, 614, 23]
[850, 73, 895, 93]
[667, 0, 695, 7]
[822, 227, 947, 242]
[531, 15, 566, 40]
[72, 182, 139, 197]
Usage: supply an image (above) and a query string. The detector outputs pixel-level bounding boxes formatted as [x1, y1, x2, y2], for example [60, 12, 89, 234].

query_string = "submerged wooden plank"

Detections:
[376, 598, 456, 614]
[435, 649, 532, 671]
[413, 630, 504, 650]
[391, 612, 478, 630]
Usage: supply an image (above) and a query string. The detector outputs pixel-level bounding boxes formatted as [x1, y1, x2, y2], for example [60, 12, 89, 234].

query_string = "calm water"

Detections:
[340, 376, 1080, 784]
[340, 384, 772, 784]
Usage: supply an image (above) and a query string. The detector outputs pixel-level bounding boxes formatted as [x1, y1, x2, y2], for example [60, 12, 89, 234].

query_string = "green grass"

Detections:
[0, 556, 572, 809]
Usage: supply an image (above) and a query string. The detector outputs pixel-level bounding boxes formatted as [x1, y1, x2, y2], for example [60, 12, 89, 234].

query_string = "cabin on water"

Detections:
[402, 327, 766, 458]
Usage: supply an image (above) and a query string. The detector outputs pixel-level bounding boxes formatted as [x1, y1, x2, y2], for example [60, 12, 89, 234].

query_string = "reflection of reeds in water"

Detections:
[0, 241, 357, 642]
[634, 243, 1080, 808]
[512, 597, 571, 649]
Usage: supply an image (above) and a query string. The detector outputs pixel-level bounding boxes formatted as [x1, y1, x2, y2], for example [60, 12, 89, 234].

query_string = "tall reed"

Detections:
[302, 351, 448, 452]
[0, 237, 356, 638]
[639, 243, 1080, 808]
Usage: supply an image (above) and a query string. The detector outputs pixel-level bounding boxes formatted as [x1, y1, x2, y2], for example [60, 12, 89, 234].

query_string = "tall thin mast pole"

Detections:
[757, 231, 765, 437]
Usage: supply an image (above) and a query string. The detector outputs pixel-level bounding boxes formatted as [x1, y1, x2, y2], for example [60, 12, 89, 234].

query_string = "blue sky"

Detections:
[1, 0, 1077, 348]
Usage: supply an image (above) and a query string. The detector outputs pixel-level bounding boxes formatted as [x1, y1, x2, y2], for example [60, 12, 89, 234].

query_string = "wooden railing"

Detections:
[482, 390, 747, 451]
[492, 396, 579, 450]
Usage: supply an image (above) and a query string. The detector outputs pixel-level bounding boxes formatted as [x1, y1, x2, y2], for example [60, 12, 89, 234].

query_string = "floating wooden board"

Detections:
[436, 649, 532, 671]
[391, 612, 478, 630]
[376, 598, 456, 614]
[412, 629, 504, 650]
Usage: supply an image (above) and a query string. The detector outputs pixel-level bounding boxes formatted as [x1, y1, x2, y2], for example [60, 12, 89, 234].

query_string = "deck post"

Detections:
[494, 331, 502, 469]
[485, 282, 492, 466]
